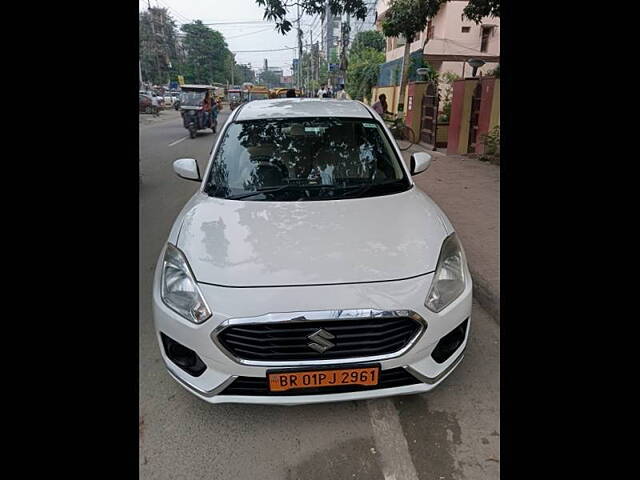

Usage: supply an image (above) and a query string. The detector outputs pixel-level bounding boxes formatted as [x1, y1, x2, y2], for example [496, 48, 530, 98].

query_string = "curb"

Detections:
[469, 267, 500, 325]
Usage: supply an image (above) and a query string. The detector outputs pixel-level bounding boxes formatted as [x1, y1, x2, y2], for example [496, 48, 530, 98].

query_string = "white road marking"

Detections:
[367, 399, 420, 480]
[168, 136, 188, 147]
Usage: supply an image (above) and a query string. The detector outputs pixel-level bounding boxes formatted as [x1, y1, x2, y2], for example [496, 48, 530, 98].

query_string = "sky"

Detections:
[139, 0, 325, 76]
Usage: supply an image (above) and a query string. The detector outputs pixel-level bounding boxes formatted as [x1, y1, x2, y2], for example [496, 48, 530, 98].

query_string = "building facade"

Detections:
[376, 0, 499, 79]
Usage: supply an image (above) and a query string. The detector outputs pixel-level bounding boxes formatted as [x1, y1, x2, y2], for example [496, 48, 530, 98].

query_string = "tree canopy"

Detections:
[180, 21, 234, 84]
[346, 48, 385, 101]
[139, 8, 182, 85]
[258, 69, 283, 88]
[463, 0, 500, 23]
[350, 30, 385, 55]
[255, 0, 368, 34]
[381, 0, 446, 44]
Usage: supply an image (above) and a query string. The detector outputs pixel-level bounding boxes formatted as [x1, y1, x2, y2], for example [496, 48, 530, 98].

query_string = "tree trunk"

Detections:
[397, 39, 412, 118]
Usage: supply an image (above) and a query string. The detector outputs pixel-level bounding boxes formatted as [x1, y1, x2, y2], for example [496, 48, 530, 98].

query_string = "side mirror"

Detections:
[173, 158, 201, 181]
[410, 152, 432, 176]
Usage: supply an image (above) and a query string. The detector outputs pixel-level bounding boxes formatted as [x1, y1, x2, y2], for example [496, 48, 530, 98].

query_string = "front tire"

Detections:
[189, 126, 196, 139]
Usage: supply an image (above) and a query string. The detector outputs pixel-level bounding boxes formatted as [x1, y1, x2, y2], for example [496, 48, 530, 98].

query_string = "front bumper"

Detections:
[152, 253, 472, 405]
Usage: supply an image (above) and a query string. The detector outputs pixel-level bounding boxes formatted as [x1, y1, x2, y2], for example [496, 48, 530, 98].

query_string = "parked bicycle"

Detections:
[384, 114, 416, 151]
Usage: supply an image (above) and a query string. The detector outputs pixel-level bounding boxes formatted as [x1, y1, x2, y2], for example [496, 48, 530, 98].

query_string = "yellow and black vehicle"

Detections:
[272, 88, 302, 98]
[247, 85, 270, 101]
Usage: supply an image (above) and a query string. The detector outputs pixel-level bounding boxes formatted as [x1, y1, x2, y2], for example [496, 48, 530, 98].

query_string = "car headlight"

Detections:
[425, 233, 466, 313]
[161, 243, 212, 324]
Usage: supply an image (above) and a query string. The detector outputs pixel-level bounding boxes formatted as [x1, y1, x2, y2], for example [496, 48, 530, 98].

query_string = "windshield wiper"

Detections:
[337, 180, 407, 198]
[224, 181, 406, 200]
[225, 184, 331, 200]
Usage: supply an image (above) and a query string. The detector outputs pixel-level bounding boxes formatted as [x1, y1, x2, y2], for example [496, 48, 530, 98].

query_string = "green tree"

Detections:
[255, 0, 368, 34]
[180, 21, 233, 84]
[350, 30, 385, 55]
[346, 48, 385, 101]
[139, 8, 181, 85]
[438, 71, 460, 122]
[259, 70, 283, 88]
[381, 0, 446, 116]
[463, 0, 500, 23]
[234, 64, 256, 84]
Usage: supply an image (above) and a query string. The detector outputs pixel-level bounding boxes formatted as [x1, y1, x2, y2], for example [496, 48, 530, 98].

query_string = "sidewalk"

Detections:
[400, 141, 500, 323]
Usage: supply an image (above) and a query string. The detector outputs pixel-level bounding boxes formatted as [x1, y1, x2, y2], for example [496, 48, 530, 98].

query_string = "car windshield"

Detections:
[250, 93, 269, 100]
[204, 117, 410, 201]
[180, 91, 206, 106]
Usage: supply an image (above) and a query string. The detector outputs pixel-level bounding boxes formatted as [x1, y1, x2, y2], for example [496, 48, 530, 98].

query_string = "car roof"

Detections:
[235, 98, 373, 121]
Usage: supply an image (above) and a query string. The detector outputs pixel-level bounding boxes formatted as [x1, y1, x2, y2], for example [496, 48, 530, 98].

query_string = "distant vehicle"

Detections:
[141, 90, 165, 108]
[248, 85, 270, 101]
[273, 88, 302, 98]
[179, 84, 218, 138]
[139, 94, 159, 115]
[228, 88, 244, 110]
[163, 92, 177, 107]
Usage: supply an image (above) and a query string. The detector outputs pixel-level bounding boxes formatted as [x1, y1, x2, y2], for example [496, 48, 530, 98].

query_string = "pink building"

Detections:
[376, 0, 500, 78]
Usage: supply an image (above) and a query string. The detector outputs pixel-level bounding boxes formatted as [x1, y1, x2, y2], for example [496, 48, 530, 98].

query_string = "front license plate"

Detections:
[268, 366, 380, 392]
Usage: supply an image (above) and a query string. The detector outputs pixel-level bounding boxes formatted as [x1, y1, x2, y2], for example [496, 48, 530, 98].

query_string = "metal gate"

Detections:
[420, 82, 439, 145]
[467, 82, 482, 153]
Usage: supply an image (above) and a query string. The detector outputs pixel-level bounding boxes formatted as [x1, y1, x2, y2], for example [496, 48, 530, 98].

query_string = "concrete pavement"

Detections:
[139, 112, 500, 479]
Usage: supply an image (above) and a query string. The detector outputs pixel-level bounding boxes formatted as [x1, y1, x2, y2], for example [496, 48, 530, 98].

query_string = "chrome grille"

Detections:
[216, 315, 423, 362]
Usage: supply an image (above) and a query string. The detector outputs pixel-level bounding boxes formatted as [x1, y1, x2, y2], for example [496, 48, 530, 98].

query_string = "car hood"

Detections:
[176, 188, 450, 287]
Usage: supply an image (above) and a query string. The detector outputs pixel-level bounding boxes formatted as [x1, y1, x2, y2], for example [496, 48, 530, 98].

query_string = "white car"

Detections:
[152, 99, 472, 405]
[162, 92, 178, 106]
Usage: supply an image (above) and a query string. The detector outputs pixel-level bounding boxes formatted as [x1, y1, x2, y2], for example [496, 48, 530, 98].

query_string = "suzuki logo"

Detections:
[307, 328, 336, 353]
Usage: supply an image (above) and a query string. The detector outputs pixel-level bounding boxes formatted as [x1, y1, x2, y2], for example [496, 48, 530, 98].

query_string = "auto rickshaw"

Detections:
[179, 84, 218, 138]
[273, 88, 302, 98]
[228, 88, 243, 110]
[247, 85, 270, 101]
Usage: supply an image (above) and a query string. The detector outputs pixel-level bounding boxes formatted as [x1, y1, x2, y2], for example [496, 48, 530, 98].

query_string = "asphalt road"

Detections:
[139, 108, 500, 480]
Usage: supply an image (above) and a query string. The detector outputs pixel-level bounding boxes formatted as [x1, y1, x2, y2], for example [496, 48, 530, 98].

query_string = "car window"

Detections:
[205, 118, 410, 201]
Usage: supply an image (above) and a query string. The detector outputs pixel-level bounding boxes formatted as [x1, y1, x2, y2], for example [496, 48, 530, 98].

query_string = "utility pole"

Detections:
[340, 16, 350, 89]
[296, 6, 303, 91]
[307, 29, 313, 93]
[325, 4, 335, 90]
[147, 3, 162, 86]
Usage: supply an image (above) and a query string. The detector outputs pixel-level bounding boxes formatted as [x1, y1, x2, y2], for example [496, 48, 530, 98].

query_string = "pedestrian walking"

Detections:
[317, 84, 327, 98]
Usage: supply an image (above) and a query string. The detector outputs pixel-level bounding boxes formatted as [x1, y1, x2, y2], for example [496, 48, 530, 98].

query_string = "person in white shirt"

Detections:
[317, 84, 327, 98]
[150, 94, 160, 116]
[336, 85, 350, 100]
